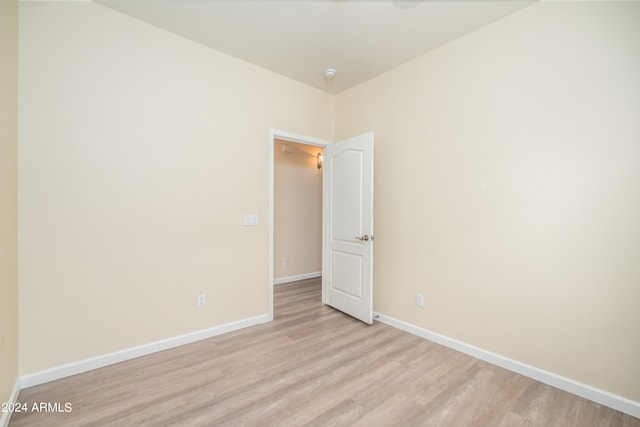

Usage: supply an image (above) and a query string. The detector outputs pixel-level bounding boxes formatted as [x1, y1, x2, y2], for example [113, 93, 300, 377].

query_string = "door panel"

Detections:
[331, 251, 362, 298]
[323, 132, 374, 324]
[331, 150, 363, 240]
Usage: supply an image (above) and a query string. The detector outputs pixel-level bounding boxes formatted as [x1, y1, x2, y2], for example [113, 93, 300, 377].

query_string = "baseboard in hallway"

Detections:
[273, 271, 321, 285]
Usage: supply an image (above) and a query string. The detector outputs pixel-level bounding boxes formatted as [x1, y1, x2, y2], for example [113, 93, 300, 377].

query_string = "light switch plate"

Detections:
[244, 214, 258, 226]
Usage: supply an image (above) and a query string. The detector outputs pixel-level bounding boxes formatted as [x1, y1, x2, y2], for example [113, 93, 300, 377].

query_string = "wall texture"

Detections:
[274, 139, 323, 281]
[336, 2, 640, 402]
[18, 1, 334, 375]
[0, 0, 20, 414]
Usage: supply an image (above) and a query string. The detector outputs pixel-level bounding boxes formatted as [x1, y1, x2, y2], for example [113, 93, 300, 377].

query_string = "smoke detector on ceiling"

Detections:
[323, 68, 337, 79]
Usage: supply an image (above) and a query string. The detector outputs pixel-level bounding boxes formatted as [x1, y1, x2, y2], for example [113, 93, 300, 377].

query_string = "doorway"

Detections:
[269, 129, 375, 324]
[268, 130, 329, 320]
[273, 139, 323, 284]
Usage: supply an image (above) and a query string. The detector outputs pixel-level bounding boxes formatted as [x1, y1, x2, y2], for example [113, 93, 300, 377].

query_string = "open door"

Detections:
[322, 132, 374, 324]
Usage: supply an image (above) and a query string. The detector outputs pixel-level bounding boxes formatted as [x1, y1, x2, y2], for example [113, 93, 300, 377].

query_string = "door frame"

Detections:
[268, 129, 330, 320]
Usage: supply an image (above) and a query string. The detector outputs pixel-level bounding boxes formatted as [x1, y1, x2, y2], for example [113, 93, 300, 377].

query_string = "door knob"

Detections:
[355, 234, 370, 242]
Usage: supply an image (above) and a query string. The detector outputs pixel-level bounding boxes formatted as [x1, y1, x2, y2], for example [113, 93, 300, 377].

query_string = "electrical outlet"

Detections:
[282, 257, 288, 266]
[197, 294, 206, 308]
[416, 293, 424, 307]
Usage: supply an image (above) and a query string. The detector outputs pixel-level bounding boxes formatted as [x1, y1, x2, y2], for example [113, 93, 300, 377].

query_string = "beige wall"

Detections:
[274, 139, 323, 280]
[0, 0, 20, 411]
[14, 0, 640, 407]
[336, 2, 640, 401]
[18, 1, 334, 375]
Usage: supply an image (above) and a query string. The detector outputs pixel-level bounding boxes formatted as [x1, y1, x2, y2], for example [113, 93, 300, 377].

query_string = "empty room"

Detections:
[1, 0, 639, 425]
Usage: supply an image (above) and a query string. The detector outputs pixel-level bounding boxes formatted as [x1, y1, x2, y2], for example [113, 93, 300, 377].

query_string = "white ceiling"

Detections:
[96, 0, 535, 94]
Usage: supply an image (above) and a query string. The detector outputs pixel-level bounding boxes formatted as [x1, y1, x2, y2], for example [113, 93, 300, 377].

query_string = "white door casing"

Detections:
[322, 132, 374, 324]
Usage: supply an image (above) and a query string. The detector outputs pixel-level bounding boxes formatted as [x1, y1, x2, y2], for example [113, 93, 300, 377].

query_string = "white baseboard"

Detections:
[20, 314, 271, 389]
[274, 271, 321, 285]
[0, 378, 21, 427]
[374, 312, 640, 419]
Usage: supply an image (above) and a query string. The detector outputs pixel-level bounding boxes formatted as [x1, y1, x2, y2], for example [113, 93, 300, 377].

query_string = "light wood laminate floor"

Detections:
[10, 279, 640, 426]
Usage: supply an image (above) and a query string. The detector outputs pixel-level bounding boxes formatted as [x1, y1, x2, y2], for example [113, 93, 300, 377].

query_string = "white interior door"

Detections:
[322, 132, 374, 324]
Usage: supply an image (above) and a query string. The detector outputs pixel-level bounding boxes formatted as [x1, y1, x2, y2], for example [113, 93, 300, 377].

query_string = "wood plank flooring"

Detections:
[10, 279, 640, 426]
